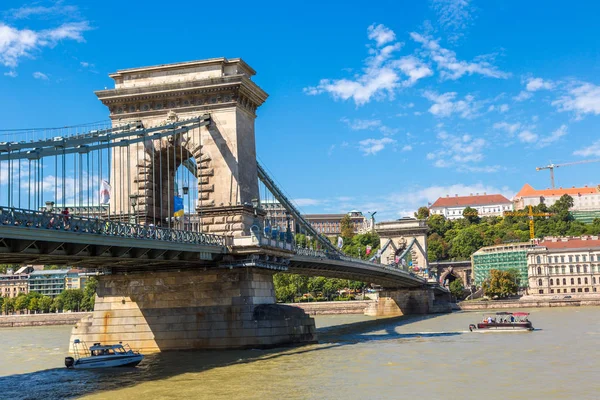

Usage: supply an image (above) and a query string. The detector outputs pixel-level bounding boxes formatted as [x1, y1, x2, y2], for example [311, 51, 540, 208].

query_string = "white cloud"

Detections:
[401, 145, 412, 151]
[574, 140, 600, 157]
[32, 71, 48, 80]
[427, 130, 488, 170]
[288, 183, 516, 221]
[538, 124, 567, 148]
[80, 61, 94, 68]
[410, 32, 509, 80]
[499, 104, 509, 113]
[340, 117, 381, 130]
[493, 121, 521, 135]
[525, 77, 554, 92]
[367, 24, 396, 47]
[552, 82, 600, 119]
[392, 55, 434, 86]
[431, 0, 474, 41]
[7, 3, 79, 20]
[514, 91, 533, 102]
[423, 91, 480, 118]
[304, 24, 432, 105]
[0, 21, 91, 68]
[294, 198, 321, 207]
[3, 70, 17, 77]
[518, 130, 537, 143]
[358, 137, 396, 155]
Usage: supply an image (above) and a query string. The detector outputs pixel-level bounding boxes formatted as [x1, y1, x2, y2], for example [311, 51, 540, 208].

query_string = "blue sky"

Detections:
[1, 0, 600, 220]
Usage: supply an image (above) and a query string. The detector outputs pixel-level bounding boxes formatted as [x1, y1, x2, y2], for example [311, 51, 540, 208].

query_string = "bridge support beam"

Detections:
[364, 288, 452, 317]
[69, 268, 316, 353]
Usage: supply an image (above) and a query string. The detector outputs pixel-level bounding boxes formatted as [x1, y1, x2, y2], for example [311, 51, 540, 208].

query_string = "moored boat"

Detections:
[469, 312, 534, 332]
[65, 339, 144, 369]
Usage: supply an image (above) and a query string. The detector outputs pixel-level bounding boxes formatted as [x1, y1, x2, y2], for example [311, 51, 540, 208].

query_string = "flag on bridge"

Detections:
[173, 195, 184, 217]
[337, 236, 344, 249]
[100, 180, 111, 204]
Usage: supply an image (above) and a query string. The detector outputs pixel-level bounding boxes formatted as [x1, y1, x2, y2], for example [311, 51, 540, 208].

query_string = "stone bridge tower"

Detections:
[96, 58, 268, 237]
[375, 218, 429, 273]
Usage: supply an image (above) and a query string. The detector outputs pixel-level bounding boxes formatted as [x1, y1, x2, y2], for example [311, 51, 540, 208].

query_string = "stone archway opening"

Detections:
[145, 135, 199, 229]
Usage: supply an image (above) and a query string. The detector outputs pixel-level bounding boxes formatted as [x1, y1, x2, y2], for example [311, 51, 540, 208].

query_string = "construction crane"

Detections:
[503, 205, 553, 240]
[536, 159, 600, 189]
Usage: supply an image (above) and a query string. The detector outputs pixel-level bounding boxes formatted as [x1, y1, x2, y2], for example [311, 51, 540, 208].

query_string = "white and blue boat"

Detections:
[65, 340, 144, 369]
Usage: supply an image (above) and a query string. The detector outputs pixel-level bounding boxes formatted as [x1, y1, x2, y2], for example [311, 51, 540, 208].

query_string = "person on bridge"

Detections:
[61, 208, 70, 229]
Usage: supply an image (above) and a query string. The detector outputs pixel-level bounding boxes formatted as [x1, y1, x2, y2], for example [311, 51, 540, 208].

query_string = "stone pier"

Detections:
[364, 288, 452, 317]
[69, 269, 316, 353]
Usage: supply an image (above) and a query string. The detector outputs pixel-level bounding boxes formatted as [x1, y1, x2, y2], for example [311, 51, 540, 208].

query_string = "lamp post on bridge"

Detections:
[45, 201, 55, 213]
[285, 211, 292, 243]
[183, 186, 189, 231]
[129, 195, 138, 225]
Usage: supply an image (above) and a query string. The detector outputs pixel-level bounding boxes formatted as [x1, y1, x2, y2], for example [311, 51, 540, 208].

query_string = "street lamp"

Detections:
[251, 198, 259, 216]
[285, 211, 292, 243]
[182, 186, 189, 231]
[129, 195, 138, 224]
[45, 201, 55, 213]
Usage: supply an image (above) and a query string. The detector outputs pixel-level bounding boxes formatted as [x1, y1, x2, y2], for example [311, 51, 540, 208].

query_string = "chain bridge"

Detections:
[0, 58, 449, 353]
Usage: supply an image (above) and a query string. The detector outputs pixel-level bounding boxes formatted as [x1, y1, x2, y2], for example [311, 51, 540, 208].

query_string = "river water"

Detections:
[1, 307, 599, 400]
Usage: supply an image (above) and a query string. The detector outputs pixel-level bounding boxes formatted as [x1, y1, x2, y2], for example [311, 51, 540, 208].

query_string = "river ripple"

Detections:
[0, 307, 599, 400]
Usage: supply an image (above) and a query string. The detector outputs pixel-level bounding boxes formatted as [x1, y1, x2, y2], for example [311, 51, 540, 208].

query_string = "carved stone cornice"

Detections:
[97, 75, 268, 120]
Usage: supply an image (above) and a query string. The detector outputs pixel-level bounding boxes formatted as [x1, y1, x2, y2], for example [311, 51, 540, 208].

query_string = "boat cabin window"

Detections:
[92, 348, 115, 356]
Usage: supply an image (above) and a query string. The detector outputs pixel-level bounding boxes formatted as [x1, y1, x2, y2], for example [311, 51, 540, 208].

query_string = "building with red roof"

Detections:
[429, 193, 513, 220]
[527, 236, 600, 297]
[514, 183, 600, 211]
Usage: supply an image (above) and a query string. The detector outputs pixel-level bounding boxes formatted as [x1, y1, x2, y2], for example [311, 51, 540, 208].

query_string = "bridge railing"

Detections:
[295, 248, 424, 280]
[0, 207, 226, 247]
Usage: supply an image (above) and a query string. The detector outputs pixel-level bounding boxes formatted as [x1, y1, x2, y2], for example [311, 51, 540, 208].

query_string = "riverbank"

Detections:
[458, 298, 600, 310]
[0, 312, 90, 327]
[285, 300, 375, 315]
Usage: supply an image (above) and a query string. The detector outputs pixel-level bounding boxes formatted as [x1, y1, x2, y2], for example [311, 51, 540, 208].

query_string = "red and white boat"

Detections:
[469, 312, 534, 332]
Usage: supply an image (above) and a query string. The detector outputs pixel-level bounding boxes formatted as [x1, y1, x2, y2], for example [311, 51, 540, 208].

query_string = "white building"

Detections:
[514, 184, 600, 211]
[429, 193, 513, 220]
[527, 236, 600, 296]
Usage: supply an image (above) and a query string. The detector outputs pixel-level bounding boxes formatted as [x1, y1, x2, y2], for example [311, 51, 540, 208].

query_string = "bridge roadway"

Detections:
[0, 207, 438, 290]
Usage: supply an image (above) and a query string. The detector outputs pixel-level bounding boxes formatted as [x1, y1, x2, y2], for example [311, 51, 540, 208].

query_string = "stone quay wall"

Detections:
[0, 312, 91, 328]
[458, 299, 600, 310]
[285, 300, 375, 315]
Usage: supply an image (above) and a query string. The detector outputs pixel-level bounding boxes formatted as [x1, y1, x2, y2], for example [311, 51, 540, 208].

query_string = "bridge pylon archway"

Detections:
[375, 218, 429, 275]
[97, 58, 268, 237]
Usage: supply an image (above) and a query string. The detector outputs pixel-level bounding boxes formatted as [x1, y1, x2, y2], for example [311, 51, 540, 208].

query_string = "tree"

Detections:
[427, 214, 450, 237]
[340, 214, 355, 239]
[0, 264, 18, 274]
[2, 297, 15, 314]
[550, 194, 574, 222]
[462, 207, 480, 224]
[449, 279, 465, 301]
[14, 293, 29, 313]
[51, 296, 64, 313]
[427, 233, 449, 261]
[61, 289, 84, 312]
[81, 277, 98, 311]
[482, 269, 519, 299]
[28, 297, 39, 314]
[414, 206, 430, 220]
[39, 296, 53, 313]
[449, 226, 483, 259]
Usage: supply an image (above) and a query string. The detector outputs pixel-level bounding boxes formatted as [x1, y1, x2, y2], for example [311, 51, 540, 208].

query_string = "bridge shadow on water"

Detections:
[0, 313, 462, 400]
